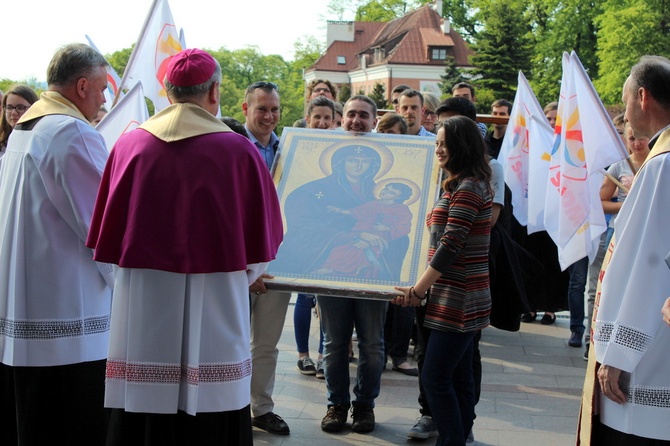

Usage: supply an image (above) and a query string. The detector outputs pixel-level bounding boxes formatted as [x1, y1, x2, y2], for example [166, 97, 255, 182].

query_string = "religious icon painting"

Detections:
[266, 127, 441, 300]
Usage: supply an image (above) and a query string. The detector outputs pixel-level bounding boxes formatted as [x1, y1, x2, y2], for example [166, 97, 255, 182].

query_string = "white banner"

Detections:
[543, 52, 627, 270]
[498, 71, 554, 232]
[97, 82, 149, 151]
[118, 0, 184, 112]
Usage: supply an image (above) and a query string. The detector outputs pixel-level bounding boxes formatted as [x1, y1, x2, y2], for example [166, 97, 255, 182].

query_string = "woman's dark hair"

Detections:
[439, 116, 492, 193]
[221, 117, 249, 138]
[0, 84, 39, 149]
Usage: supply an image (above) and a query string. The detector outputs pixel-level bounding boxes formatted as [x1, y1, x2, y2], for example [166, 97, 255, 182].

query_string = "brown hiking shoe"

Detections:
[321, 405, 348, 432]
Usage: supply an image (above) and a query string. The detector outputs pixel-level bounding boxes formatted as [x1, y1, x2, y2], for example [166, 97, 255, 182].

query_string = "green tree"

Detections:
[527, 0, 601, 106]
[277, 68, 309, 131]
[441, 0, 481, 42]
[439, 56, 466, 97]
[472, 86, 497, 115]
[469, 0, 533, 99]
[369, 82, 388, 109]
[291, 36, 327, 110]
[355, 0, 430, 21]
[0, 78, 45, 95]
[338, 84, 352, 102]
[0, 79, 14, 92]
[106, 46, 134, 78]
[218, 76, 246, 123]
[595, 0, 670, 105]
[293, 36, 325, 71]
[208, 46, 304, 133]
[324, 0, 360, 21]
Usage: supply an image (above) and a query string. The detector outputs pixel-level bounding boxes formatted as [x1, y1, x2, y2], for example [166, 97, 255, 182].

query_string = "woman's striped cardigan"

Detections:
[424, 177, 493, 333]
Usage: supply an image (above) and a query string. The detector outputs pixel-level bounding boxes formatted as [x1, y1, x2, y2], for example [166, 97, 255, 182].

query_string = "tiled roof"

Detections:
[310, 22, 386, 72]
[368, 4, 442, 48]
[308, 4, 472, 73]
[420, 28, 454, 47]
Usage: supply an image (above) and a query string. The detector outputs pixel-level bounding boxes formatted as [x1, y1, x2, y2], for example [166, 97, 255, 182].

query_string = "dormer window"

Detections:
[337, 56, 346, 65]
[430, 47, 447, 60]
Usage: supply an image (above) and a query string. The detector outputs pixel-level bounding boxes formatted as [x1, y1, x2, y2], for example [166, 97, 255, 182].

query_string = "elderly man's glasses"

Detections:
[4, 105, 30, 114]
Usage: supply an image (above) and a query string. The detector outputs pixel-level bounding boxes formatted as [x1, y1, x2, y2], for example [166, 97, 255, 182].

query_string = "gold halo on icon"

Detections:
[319, 138, 394, 180]
[373, 178, 422, 206]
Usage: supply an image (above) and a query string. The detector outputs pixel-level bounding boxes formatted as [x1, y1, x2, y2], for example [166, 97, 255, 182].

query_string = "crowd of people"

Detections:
[0, 43, 668, 446]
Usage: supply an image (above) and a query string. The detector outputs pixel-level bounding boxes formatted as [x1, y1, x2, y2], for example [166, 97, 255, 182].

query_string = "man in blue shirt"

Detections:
[398, 89, 436, 137]
[243, 81, 280, 169]
[243, 81, 291, 435]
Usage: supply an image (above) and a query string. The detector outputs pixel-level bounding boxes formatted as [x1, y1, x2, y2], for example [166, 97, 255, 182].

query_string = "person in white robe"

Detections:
[86, 48, 283, 446]
[0, 43, 111, 445]
[583, 55, 670, 445]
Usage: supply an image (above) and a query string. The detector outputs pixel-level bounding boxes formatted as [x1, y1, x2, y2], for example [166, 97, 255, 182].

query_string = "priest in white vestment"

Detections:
[589, 56, 670, 444]
[0, 43, 112, 444]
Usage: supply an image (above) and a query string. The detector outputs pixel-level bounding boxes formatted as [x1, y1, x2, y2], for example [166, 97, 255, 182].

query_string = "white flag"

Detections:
[179, 28, 186, 49]
[543, 52, 627, 270]
[85, 35, 124, 109]
[498, 71, 555, 232]
[118, 0, 184, 112]
[96, 82, 149, 151]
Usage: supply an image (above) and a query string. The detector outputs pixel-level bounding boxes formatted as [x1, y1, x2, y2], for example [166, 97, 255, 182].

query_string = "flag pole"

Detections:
[600, 169, 629, 194]
[112, 0, 160, 108]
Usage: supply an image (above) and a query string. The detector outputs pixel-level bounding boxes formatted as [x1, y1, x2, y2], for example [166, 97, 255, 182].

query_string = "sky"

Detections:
[3, 0, 342, 82]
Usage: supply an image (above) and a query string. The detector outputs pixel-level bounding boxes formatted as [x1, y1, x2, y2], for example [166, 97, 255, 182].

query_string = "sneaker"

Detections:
[466, 428, 475, 445]
[569, 331, 583, 348]
[583, 343, 590, 361]
[252, 412, 290, 435]
[297, 357, 317, 375]
[351, 404, 375, 433]
[407, 415, 438, 439]
[321, 405, 348, 432]
[316, 360, 325, 379]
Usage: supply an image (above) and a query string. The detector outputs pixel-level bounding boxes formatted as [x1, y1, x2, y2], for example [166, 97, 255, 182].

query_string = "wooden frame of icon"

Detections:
[265, 128, 441, 300]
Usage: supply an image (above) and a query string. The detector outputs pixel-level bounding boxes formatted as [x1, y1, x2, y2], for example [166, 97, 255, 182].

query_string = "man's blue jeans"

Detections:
[423, 328, 475, 446]
[568, 256, 588, 336]
[317, 296, 387, 407]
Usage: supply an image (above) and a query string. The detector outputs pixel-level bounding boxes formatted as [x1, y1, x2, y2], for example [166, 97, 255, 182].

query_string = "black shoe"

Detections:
[540, 313, 556, 325]
[351, 404, 375, 433]
[252, 412, 290, 435]
[392, 362, 419, 377]
[297, 357, 317, 375]
[321, 405, 348, 432]
[569, 331, 583, 348]
[583, 343, 590, 361]
[521, 312, 537, 323]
